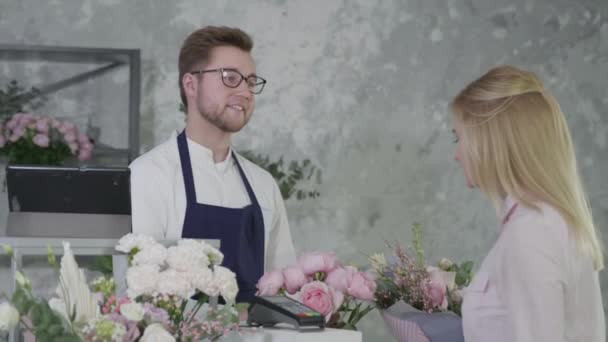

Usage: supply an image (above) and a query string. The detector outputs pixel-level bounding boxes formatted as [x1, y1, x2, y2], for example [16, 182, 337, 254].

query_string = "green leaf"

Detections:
[11, 287, 32, 315]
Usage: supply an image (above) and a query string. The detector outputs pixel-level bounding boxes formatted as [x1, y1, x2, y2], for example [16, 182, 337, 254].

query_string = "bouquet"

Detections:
[370, 224, 473, 342]
[256, 251, 377, 330]
[0, 234, 240, 341]
[0, 112, 93, 165]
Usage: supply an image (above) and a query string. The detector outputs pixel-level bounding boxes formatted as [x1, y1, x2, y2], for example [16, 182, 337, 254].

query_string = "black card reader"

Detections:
[247, 295, 326, 329]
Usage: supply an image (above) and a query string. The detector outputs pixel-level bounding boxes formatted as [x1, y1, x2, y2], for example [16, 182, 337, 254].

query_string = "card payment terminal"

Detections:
[247, 295, 325, 329]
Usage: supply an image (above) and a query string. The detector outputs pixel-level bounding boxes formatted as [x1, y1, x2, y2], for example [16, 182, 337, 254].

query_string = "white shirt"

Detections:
[462, 196, 605, 342]
[129, 131, 296, 271]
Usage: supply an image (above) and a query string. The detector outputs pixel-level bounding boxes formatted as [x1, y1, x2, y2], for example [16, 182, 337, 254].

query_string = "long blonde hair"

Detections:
[450, 65, 604, 270]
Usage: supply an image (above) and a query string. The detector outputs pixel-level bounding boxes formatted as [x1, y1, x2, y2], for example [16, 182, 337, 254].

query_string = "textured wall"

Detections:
[1, 0, 607, 340]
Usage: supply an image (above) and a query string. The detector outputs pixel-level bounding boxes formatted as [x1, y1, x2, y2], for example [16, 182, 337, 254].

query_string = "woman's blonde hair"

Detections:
[450, 65, 604, 270]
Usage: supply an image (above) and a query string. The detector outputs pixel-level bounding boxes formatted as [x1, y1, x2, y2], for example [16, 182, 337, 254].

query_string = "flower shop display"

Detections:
[0, 234, 240, 341]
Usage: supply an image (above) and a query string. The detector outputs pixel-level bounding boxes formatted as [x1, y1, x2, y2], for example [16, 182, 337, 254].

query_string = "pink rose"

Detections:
[347, 271, 377, 301]
[11, 126, 25, 140]
[425, 268, 448, 310]
[36, 118, 49, 133]
[295, 281, 343, 321]
[63, 131, 76, 143]
[325, 266, 357, 292]
[5, 118, 18, 130]
[78, 132, 91, 144]
[297, 252, 339, 276]
[256, 270, 284, 296]
[78, 148, 92, 161]
[282, 266, 308, 294]
[33, 134, 50, 148]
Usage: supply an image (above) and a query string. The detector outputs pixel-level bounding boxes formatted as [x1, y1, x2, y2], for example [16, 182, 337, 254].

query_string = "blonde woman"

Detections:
[451, 65, 605, 342]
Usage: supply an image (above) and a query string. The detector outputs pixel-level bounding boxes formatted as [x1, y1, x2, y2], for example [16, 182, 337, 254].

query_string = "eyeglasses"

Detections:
[189, 68, 267, 94]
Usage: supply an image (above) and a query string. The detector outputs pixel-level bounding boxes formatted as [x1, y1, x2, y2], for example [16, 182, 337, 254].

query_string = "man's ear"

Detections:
[182, 73, 198, 99]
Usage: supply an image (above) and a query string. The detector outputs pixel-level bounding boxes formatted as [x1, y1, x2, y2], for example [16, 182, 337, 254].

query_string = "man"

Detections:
[130, 26, 296, 302]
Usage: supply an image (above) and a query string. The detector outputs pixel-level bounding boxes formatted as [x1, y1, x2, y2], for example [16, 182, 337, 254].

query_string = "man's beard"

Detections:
[197, 102, 250, 133]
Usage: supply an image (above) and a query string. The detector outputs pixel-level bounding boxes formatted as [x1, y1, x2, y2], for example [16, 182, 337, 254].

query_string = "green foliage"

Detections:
[0, 80, 46, 122]
[240, 150, 321, 200]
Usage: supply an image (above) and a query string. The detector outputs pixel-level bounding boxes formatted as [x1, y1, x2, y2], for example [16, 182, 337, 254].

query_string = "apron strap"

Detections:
[232, 153, 261, 208]
[177, 131, 197, 204]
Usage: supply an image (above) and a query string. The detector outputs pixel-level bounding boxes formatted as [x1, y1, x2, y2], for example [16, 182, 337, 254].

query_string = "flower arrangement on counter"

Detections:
[0, 234, 239, 341]
[0, 112, 93, 165]
[256, 251, 377, 330]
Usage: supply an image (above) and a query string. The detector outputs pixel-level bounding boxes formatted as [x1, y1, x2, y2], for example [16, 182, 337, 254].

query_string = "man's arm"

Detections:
[265, 180, 296, 270]
[129, 159, 170, 239]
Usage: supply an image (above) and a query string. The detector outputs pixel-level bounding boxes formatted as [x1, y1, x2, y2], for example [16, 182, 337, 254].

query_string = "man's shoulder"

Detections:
[234, 152, 278, 189]
[130, 136, 178, 174]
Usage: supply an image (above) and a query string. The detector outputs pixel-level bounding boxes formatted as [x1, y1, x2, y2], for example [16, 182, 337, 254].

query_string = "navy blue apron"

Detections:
[177, 131, 265, 302]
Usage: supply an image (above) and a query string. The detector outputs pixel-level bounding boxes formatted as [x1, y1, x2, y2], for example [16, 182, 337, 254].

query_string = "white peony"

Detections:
[166, 240, 210, 272]
[156, 269, 195, 299]
[126, 264, 160, 299]
[116, 234, 157, 254]
[140, 323, 175, 342]
[212, 266, 238, 303]
[120, 302, 145, 321]
[0, 302, 19, 332]
[132, 243, 168, 267]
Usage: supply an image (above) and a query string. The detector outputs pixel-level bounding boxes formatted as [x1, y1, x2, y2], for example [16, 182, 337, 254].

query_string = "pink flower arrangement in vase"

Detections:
[0, 112, 93, 165]
[256, 251, 377, 330]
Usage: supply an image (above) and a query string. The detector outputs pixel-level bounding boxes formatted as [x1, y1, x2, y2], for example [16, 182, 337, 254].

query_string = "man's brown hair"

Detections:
[178, 26, 253, 108]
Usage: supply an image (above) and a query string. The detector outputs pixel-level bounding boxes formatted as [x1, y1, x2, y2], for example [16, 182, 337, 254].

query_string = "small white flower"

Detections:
[438, 258, 454, 271]
[140, 323, 175, 342]
[166, 240, 210, 272]
[212, 265, 238, 303]
[116, 233, 157, 253]
[189, 267, 216, 296]
[0, 302, 20, 332]
[201, 242, 224, 265]
[127, 264, 160, 299]
[369, 253, 387, 272]
[120, 302, 145, 321]
[132, 243, 168, 267]
[156, 269, 195, 299]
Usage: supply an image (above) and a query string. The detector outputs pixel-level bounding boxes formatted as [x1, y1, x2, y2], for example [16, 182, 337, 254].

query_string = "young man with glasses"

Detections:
[129, 26, 296, 302]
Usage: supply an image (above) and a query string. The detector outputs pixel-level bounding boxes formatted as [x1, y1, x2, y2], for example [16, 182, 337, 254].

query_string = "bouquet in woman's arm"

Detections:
[370, 226, 473, 342]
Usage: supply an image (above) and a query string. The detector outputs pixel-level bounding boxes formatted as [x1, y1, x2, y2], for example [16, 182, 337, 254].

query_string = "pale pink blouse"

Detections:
[462, 196, 605, 342]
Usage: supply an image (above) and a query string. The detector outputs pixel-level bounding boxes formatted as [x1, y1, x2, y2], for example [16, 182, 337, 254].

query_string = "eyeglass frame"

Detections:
[189, 68, 267, 94]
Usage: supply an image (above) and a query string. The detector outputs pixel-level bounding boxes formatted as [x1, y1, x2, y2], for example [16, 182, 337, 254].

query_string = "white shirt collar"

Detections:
[183, 135, 234, 174]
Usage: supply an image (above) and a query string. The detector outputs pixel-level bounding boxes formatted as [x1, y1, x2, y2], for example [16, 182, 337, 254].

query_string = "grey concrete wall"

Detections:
[1, 0, 607, 340]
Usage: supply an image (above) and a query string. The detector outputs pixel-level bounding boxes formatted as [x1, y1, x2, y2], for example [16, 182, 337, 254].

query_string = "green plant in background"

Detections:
[239, 150, 320, 200]
[0, 80, 47, 122]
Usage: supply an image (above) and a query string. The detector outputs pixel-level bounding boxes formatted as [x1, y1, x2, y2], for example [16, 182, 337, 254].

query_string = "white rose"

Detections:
[140, 323, 175, 342]
[120, 302, 145, 321]
[0, 302, 20, 332]
[127, 264, 160, 298]
[438, 258, 454, 271]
